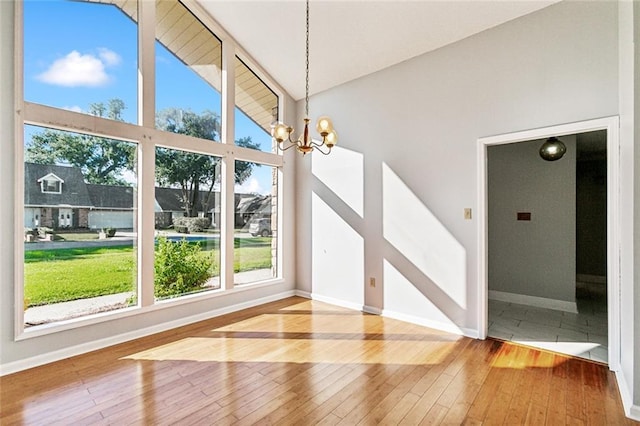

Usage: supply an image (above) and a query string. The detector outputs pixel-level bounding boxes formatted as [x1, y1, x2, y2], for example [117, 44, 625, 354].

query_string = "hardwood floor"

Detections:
[0, 297, 635, 425]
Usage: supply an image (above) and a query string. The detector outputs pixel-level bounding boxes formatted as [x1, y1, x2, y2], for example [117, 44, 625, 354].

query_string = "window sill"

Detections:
[16, 277, 285, 341]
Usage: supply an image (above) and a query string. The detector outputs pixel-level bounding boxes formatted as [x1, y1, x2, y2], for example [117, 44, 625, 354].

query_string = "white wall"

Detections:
[0, 1, 298, 372]
[630, 0, 640, 415]
[618, 0, 639, 417]
[0, 0, 17, 367]
[297, 0, 618, 334]
[488, 137, 577, 306]
[635, 3, 640, 413]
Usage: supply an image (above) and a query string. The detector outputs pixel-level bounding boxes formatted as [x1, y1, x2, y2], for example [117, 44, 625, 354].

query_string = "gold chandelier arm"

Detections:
[278, 141, 300, 152]
[315, 144, 332, 155]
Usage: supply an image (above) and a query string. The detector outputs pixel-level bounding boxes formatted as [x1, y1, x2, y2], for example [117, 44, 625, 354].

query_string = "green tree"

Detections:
[155, 108, 260, 217]
[25, 101, 262, 208]
[25, 99, 135, 185]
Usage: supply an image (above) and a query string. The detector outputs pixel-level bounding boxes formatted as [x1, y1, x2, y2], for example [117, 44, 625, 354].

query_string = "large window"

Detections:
[234, 161, 278, 285]
[154, 147, 222, 299]
[24, 0, 138, 124]
[155, 0, 222, 141]
[234, 57, 278, 153]
[23, 125, 138, 327]
[19, 0, 284, 333]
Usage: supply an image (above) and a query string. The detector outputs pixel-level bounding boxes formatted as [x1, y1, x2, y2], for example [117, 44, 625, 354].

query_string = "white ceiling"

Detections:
[200, 0, 560, 101]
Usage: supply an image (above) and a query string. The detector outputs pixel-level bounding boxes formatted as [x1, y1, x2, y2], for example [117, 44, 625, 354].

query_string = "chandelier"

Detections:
[272, 0, 337, 155]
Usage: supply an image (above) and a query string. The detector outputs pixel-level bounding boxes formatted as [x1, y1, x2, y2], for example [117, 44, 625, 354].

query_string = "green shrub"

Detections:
[154, 237, 211, 298]
[102, 227, 117, 237]
[173, 217, 211, 233]
[174, 225, 189, 234]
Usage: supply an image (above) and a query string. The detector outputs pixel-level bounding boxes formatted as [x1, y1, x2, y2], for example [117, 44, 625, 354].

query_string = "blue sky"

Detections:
[23, 0, 274, 195]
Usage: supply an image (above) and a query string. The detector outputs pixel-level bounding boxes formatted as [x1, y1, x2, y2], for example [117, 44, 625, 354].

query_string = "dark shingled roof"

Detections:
[25, 163, 267, 214]
[154, 187, 187, 212]
[236, 194, 272, 215]
[24, 162, 93, 208]
[154, 187, 220, 213]
[86, 184, 136, 210]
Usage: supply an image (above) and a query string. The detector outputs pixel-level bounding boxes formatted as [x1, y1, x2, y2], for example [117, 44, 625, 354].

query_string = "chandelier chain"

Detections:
[305, 0, 310, 117]
[272, 0, 336, 155]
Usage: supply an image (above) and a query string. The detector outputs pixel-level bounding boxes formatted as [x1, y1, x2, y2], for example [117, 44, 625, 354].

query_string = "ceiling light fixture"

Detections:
[539, 136, 567, 161]
[272, 0, 337, 155]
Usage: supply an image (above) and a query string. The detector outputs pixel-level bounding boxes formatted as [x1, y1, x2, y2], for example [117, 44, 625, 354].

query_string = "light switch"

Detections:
[464, 208, 472, 220]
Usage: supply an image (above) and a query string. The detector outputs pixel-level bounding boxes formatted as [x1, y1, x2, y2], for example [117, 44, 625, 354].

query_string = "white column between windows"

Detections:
[138, 0, 156, 307]
[12, 0, 26, 338]
[220, 40, 236, 290]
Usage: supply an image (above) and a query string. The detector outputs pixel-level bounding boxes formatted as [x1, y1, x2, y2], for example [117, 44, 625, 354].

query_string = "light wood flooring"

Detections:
[1, 297, 635, 425]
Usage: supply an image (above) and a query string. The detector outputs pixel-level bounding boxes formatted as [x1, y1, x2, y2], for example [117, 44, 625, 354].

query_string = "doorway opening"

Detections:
[477, 117, 620, 370]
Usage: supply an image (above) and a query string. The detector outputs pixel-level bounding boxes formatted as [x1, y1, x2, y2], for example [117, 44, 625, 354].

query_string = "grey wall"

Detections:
[488, 137, 577, 304]
[296, 0, 618, 333]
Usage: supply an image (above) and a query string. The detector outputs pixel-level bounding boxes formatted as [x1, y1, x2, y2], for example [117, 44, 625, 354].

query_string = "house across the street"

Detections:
[24, 162, 271, 231]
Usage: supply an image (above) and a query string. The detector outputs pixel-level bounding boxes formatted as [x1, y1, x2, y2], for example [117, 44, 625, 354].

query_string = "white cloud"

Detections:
[235, 177, 266, 195]
[37, 49, 121, 87]
[98, 48, 121, 66]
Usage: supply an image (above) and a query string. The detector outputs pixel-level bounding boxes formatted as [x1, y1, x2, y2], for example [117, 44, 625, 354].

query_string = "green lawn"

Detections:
[24, 238, 272, 307]
[24, 246, 136, 306]
[233, 236, 272, 271]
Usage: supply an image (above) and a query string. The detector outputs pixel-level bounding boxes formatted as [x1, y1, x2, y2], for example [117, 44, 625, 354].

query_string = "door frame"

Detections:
[477, 116, 620, 371]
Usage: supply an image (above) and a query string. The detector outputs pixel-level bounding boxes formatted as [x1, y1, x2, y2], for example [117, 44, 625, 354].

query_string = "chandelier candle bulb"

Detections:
[316, 116, 333, 135]
[273, 123, 290, 143]
[325, 130, 338, 148]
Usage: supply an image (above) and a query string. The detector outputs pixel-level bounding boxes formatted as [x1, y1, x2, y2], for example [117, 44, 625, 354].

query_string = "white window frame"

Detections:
[15, 0, 287, 340]
[38, 173, 63, 194]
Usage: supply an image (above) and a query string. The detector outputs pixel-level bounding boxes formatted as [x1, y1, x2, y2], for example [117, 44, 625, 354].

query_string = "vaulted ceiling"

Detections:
[200, 0, 561, 100]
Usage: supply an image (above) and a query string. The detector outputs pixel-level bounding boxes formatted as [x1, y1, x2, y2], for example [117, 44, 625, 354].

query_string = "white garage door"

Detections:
[88, 211, 134, 229]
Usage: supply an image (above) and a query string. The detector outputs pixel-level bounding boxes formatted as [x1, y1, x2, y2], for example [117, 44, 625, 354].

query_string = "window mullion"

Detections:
[221, 39, 236, 291]
[13, 0, 26, 338]
[137, 0, 156, 307]
[138, 0, 155, 128]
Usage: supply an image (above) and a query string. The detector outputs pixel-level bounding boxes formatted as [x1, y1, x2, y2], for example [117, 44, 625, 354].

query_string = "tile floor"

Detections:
[488, 281, 608, 363]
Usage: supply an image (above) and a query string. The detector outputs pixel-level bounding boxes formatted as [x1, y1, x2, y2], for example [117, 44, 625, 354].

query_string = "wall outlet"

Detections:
[369, 277, 376, 287]
[464, 208, 472, 220]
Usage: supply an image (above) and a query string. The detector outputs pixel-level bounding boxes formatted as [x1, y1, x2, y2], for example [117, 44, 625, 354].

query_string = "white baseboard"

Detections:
[489, 290, 578, 314]
[294, 289, 311, 299]
[382, 309, 478, 339]
[362, 304, 382, 315]
[576, 274, 607, 284]
[306, 294, 477, 338]
[309, 292, 365, 312]
[0, 290, 296, 377]
[615, 369, 640, 421]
